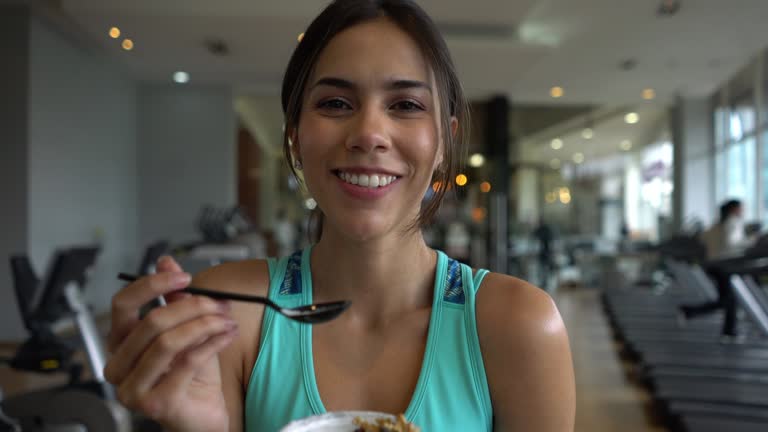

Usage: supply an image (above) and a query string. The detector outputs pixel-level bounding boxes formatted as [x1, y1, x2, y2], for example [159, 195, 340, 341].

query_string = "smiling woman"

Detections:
[103, 1, 574, 432]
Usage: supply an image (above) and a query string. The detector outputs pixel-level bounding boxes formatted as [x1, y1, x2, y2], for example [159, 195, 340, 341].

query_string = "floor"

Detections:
[555, 286, 668, 432]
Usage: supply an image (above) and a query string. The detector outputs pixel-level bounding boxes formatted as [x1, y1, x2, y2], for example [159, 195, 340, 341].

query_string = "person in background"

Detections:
[679, 199, 753, 337]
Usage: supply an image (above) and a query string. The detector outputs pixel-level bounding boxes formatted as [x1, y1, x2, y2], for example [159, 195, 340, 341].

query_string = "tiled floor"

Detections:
[555, 286, 668, 432]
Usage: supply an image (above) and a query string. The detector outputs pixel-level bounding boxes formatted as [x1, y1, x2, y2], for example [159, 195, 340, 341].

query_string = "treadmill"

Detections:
[603, 255, 768, 431]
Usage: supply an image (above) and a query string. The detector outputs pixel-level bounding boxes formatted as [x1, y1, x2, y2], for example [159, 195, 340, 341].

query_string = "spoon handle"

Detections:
[118, 273, 275, 307]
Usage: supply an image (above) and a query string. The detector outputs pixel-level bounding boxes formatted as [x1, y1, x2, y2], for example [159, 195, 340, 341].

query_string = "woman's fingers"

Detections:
[156, 255, 183, 273]
[115, 327, 239, 419]
[108, 270, 191, 352]
[105, 294, 231, 384]
[118, 315, 237, 406]
[141, 330, 239, 420]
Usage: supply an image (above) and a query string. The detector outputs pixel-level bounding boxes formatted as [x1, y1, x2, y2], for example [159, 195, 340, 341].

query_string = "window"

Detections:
[763, 130, 768, 223]
[726, 137, 757, 219]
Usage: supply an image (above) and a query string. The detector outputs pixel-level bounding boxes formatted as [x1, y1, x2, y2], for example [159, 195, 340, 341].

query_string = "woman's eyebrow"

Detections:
[309, 76, 432, 93]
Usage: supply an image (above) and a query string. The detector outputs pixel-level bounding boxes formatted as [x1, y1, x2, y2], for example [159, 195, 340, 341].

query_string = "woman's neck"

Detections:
[310, 227, 437, 326]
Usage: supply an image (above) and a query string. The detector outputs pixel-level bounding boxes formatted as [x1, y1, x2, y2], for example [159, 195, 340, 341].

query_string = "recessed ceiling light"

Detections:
[625, 112, 639, 124]
[468, 153, 485, 168]
[620, 140, 633, 151]
[550, 86, 564, 98]
[642, 88, 656, 100]
[581, 128, 594, 139]
[173, 71, 190, 84]
[551, 138, 563, 150]
[121, 39, 134, 51]
[109, 27, 121, 39]
[573, 153, 584, 164]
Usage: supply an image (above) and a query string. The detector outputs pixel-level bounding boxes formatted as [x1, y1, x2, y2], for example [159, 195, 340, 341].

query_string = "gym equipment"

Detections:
[602, 253, 768, 431]
[2, 246, 131, 431]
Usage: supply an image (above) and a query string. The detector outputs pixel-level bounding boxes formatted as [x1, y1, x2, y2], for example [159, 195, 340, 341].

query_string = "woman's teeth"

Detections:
[337, 171, 397, 188]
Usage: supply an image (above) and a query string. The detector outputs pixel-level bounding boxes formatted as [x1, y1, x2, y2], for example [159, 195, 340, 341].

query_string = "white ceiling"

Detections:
[55, 0, 768, 105]
[518, 106, 668, 165]
[47, 0, 768, 164]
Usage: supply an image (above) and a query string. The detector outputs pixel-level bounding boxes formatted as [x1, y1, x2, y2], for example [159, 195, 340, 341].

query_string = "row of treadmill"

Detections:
[602, 252, 768, 432]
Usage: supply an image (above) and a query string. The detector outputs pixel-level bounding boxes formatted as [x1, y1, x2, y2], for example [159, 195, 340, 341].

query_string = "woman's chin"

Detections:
[327, 215, 400, 243]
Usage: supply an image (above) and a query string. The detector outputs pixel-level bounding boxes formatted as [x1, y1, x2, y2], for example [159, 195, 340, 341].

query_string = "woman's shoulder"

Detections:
[191, 258, 271, 297]
[475, 272, 575, 429]
[475, 272, 564, 343]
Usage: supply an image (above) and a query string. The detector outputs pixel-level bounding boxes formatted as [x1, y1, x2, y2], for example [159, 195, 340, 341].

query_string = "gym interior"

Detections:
[2, 1, 768, 431]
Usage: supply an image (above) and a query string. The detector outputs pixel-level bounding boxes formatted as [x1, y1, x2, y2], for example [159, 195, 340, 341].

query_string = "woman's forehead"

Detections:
[308, 17, 434, 89]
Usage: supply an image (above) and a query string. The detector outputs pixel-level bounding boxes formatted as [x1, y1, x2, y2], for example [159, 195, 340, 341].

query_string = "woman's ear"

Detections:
[289, 129, 301, 163]
[450, 116, 459, 139]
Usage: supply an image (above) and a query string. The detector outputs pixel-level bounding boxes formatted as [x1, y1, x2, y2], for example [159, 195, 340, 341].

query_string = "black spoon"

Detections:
[118, 273, 350, 324]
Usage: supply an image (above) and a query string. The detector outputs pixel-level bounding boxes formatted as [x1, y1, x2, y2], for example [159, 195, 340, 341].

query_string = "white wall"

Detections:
[515, 167, 539, 224]
[27, 17, 139, 314]
[681, 98, 715, 226]
[137, 84, 236, 246]
[0, 5, 31, 341]
[673, 96, 715, 229]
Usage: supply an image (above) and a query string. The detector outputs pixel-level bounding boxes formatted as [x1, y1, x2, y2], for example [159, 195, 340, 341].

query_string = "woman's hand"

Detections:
[105, 256, 238, 431]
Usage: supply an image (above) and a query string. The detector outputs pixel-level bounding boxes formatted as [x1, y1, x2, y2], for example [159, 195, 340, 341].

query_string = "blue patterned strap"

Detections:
[443, 258, 466, 305]
[279, 250, 303, 296]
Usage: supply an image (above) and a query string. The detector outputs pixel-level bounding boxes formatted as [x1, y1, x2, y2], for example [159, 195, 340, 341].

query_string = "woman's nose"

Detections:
[345, 106, 392, 153]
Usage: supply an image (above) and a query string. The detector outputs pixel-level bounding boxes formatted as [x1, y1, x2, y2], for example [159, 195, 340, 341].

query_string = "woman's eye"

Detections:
[318, 98, 351, 110]
[392, 100, 424, 112]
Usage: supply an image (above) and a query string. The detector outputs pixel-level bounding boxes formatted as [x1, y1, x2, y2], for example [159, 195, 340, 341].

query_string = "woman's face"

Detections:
[294, 17, 448, 242]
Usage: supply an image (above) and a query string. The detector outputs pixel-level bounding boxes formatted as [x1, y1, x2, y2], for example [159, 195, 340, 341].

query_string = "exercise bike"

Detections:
[1, 246, 131, 431]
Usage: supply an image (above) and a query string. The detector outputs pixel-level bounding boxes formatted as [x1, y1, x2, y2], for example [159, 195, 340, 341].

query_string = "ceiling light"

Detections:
[298, 33, 305, 42]
[480, 181, 492, 193]
[455, 174, 468, 186]
[620, 140, 633, 151]
[550, 86, 564, 98]
[173, 71, 190, 84]
[581, 128, 594, 139]
[471, 207, 487, 222]
[573, 153, 584, 164]
[551, 138, 563, 150]
[550, 158, 561, 169]
[468, 153, 485, 168]
[657, 0, 681, 16]
[642, 88, 656, 100]
[121, 39, 134, 51]
[625, 112, 639, 124]
[109, 27, 121, 39]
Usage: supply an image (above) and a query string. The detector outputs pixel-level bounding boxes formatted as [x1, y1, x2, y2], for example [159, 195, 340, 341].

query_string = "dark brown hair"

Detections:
[281, 0, 469, 242]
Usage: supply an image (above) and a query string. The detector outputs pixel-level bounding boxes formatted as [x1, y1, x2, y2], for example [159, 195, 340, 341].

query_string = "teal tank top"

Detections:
[244, 247, 493, 431]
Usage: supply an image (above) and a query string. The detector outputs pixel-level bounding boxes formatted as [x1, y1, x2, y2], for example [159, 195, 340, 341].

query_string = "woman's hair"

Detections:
[281, 0, 469, 242]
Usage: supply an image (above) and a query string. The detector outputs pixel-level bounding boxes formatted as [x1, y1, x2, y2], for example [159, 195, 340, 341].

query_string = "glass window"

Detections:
[715, 149, 727, 205]
[763, 131, 768, 224]
[714, 104, 728, 149]
[729, 99, 756, 141]
[726, 137, 757, 219]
